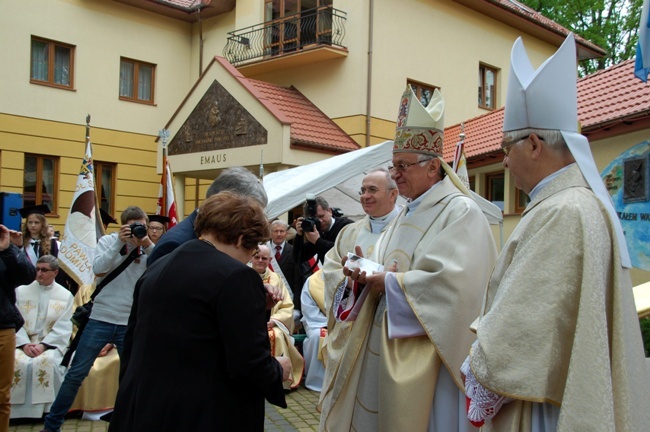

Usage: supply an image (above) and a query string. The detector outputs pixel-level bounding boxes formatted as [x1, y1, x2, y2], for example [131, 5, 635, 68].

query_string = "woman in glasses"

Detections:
[146, 215, 169, 245]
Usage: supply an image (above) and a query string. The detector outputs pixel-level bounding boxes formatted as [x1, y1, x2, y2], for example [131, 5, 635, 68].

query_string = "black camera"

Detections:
[301, 195, 321, 233]
[301, 217, 320, 233]
[129, 222, 148, 239]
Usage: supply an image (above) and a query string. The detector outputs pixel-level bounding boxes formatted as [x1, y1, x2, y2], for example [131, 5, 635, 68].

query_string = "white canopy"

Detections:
[263, 140, 503, 227]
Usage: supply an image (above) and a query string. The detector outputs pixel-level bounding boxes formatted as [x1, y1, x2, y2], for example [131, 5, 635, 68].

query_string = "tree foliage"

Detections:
[520, 0, 644, 75]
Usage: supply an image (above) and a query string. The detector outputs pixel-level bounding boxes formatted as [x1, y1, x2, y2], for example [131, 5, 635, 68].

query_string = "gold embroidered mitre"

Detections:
[393, 85, 444, 156]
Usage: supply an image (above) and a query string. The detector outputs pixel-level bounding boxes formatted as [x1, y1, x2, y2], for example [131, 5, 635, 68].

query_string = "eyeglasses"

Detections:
[358, 187, 384, 196]
[148, 227, 164, 232]
[501, 134, 544, 156]
[387, 159, 429, 173]
[36, 267, 55, 273]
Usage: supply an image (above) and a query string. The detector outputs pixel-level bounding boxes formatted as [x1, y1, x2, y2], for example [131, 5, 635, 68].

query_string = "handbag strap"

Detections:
[90, 247, 141, 301]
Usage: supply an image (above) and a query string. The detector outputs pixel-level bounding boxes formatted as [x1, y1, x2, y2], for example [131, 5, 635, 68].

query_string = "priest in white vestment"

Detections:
[300, 270, 327, 392]
[318, 168, 400, 399]
[318, 88, 498, 432]
[251, 245, 304, 389]
[11, 255, 73, 419]
[463, 34, 650, 432]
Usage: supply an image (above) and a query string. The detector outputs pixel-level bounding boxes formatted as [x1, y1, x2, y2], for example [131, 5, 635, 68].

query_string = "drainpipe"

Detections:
[365, 0, 374, 148]
[196, 6, 204, 76]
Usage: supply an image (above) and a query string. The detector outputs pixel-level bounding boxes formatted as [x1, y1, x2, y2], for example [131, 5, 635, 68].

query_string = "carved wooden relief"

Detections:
[168, 80, 268, 155]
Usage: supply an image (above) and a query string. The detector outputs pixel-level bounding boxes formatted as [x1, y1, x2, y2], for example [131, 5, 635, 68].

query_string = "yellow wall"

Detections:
[0, 0, 193, 136]
[0, 113, 158, 234]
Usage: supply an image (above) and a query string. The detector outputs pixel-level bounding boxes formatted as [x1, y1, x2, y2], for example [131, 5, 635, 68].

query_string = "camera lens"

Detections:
[130, 223, 147, 239]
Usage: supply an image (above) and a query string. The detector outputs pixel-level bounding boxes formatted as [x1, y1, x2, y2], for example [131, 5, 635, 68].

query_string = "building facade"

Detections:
[1, 0, 613, 246]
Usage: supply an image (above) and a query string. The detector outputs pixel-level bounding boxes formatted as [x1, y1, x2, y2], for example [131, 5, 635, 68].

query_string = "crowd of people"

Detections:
[0, 32, 648, 432]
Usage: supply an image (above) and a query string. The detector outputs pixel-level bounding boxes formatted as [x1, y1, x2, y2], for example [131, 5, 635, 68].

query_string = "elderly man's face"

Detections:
[36, 262, 58, 286]
[502, 133, 536, 194]
[360, 172, 397, 218]
[251, 246, 271, 274]
[390, 153, 437, 200]
[271, 225, 287, 245]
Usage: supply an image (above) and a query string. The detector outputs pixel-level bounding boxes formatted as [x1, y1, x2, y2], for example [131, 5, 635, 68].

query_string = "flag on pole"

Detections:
[157, 129, 178, 228]
[635, 0, 650, 82]
[58, 115, 105, 287]
[452, 124, 471, 190]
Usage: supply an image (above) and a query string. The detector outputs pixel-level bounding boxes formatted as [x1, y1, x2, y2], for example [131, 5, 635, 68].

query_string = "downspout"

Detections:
[196, 6, 204, 76]
[365, 0, 374, 148]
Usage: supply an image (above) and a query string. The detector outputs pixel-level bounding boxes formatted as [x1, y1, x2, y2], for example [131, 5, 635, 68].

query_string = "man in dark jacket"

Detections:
[0, 224, 36, 431]
[292, 196, 353, 303]
[147, 167, 268, 267]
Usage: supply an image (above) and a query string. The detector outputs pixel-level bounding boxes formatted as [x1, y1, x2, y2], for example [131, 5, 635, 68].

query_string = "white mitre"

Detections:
[504, 33, 631, 268]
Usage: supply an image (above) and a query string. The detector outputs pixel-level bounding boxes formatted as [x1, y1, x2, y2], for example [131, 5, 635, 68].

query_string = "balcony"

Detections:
[223, 6, 348, 76]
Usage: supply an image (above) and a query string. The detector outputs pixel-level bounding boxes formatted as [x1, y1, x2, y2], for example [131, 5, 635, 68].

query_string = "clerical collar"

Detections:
[369, 206, 400, 233]
[38, 282, 54, 291]
[528, 163, 575, 201]
[405, 181, 443, 215]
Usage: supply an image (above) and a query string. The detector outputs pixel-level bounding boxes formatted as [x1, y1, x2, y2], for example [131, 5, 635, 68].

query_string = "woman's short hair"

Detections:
[195, 191, 270, 250]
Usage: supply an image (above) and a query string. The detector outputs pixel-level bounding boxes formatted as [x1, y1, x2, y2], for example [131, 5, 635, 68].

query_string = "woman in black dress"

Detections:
[109, 191, 291, 432]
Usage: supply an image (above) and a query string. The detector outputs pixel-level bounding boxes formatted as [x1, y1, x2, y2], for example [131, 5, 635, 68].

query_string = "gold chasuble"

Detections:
[471, 166, 650, 431]
[320, 178, 498, 431]
[261, 268, 304, 389]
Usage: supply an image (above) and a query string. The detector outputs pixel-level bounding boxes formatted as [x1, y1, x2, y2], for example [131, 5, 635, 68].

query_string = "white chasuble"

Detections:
[471, 165, 650, 431]
[320, 177, 497, 432]
[262, 269, 304, 389]
[12, 281, 73, 418]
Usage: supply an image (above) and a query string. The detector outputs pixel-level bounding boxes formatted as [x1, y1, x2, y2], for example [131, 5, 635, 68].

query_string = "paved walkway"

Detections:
[8, 385, 321, 432]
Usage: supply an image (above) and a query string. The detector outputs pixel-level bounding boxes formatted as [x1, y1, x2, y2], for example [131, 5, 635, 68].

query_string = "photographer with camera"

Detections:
[292, 196, 353, 305]
[42, 206, 153, 432]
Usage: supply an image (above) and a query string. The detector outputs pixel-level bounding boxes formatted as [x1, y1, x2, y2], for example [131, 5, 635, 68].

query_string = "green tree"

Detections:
[520, 0, 644, 75]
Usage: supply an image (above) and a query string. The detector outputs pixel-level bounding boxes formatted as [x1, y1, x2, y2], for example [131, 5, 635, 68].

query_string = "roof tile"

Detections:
[247, 79, 360, 152]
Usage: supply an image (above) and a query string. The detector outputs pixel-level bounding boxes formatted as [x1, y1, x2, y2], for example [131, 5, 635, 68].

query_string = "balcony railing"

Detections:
[223, 6, 347, 65]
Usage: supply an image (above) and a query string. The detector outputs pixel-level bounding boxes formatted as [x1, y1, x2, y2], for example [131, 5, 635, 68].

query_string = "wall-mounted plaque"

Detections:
[623, 155, 649, 204]
[601, 141, 650, 270]
[169, 80, 268, 155]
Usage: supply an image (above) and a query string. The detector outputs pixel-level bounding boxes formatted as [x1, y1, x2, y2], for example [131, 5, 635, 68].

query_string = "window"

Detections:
[485, 171, 504, 211]
[95, 162, 116, 216]
[30, 36, 74, 89]
[478, 64, 497, 109]
[119, 58, 155, 104]
[24, 155, 58, 212]
[408, 80, 439, 107]
[515, 189, 530, 213]
[264, 0, 334, 56]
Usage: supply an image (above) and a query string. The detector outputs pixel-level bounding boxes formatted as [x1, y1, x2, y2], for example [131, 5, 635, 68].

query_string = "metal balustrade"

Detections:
[223, 6, 347, 65]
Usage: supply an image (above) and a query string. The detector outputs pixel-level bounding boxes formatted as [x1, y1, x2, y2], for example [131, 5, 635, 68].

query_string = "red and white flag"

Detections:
[157, 135, 178, 228]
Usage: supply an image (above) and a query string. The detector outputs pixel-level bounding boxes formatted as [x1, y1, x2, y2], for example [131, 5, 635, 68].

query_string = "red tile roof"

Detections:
[214, 57, 359, 153]
[444, 59, 650, 162]
[577, 59, 650, 130]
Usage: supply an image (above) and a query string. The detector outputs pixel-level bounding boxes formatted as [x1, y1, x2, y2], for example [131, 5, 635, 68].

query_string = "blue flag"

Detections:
[635, 0, 650, 82]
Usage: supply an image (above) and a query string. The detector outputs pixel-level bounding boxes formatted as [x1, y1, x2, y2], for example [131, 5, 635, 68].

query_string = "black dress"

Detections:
[109, 239, 286, 432]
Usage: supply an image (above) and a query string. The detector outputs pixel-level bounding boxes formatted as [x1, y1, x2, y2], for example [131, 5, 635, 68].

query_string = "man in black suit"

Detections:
[268, 220, 299, 305]
[147, 167, 268, 267]
[292, 196, 353, 300]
